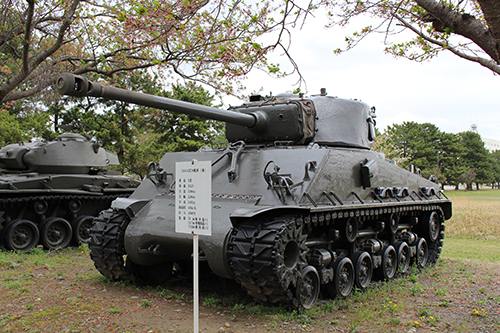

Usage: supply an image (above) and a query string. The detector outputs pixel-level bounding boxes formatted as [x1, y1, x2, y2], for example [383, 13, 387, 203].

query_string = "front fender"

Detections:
[229, 205, 310, 227]
[111, 197, 152, 219]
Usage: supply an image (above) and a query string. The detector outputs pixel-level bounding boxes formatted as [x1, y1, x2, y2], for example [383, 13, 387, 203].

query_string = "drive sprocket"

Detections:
[228, 216, 309, 308]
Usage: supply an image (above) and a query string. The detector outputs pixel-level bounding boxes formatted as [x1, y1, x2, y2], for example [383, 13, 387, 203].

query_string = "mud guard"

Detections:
[111, 197, 152, 219]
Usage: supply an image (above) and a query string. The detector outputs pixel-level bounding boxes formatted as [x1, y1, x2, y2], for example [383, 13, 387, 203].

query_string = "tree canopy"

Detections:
[1, 0, 315, 178]
[491, 150, 500, 188]
[52, 70, 222, 178]
[458, 130, 493, 189]
[377, 121, 497, 189]
[320, 0, 500, 75]
[0, 0, 309, 104]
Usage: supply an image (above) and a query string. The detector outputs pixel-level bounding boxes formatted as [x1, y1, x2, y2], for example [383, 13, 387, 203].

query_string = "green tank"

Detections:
[0, 133, 140, 252]
[57, 73, 451, 310]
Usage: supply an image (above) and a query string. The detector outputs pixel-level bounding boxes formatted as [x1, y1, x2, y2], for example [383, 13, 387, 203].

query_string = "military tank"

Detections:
[0, 132, 140, 252]
[57, 73, 451, 310]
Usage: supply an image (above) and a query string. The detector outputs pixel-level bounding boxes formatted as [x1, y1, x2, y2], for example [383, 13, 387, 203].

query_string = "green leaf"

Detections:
[117, 12, 126, 22]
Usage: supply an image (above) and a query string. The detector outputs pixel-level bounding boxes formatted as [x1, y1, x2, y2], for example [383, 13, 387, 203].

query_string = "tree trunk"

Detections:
[477, 0, 500, 63]
[416, 0, 499, 63]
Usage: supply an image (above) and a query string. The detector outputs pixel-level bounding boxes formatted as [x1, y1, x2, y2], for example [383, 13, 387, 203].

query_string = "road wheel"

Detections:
[376, 245, 397, 280]
[40, 217, 72, 250]
[327, 257, 354, 298]
[296, 266, 320, 310]
[2, 219, 39, 252]
[413, 238, 429, 268]
[72, 215, 95, 244]
[395, 241, 410, 274]
[352, 251, 373, 289]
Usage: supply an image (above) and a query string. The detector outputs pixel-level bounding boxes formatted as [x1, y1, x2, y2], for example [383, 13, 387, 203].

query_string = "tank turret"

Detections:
[0, 133, 119, 173]
[56, 73, 451, 311]
[57, 73, 376, 149]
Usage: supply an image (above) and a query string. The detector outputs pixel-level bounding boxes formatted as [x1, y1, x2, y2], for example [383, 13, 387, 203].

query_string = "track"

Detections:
[87, 203, 445, 311]
[0, 194, 125, 251]
[227, 204, 445, 310]
[89, 209, 135, 281]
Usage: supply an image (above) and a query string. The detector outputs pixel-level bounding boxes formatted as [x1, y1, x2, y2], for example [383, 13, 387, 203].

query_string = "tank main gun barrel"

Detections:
[56, 73, 261, 129]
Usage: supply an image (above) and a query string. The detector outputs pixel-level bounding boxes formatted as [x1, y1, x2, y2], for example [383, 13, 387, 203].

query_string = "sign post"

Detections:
[175, 160, 211, 333]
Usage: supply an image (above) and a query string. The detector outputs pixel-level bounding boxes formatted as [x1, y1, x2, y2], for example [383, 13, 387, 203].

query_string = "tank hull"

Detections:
[115, 145, 449, 286]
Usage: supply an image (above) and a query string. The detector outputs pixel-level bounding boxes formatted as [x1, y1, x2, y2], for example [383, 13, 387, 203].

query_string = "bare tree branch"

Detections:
[1, 0, 81, 102]
[395, 12, 500, 73]
[416, 0, 498, 62]
[1, 0, 311, 104]
[322, 0, 500, 75]
[22, 0, 35, 74]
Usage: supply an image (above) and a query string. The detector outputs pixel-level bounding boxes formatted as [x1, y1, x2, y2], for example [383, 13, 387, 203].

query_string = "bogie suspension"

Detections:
[227, 205, 445, 310]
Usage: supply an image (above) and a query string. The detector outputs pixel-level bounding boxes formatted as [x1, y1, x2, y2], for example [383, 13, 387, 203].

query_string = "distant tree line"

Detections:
[374, 122, 500, 190]
[3, 81, 499, 189]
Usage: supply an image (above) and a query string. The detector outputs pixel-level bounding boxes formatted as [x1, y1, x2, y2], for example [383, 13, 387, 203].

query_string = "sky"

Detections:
[223, 12, 500, 141]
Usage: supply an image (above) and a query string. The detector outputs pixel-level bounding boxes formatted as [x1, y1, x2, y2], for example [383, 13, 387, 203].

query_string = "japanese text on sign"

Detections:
[175, 160, 212, 236]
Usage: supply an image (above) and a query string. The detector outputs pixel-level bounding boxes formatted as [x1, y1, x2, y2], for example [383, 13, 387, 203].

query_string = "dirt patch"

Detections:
[0, 248, 499, 332]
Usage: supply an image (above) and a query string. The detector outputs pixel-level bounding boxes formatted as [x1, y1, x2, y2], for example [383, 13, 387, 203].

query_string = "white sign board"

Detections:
[175, 160, 212, 236]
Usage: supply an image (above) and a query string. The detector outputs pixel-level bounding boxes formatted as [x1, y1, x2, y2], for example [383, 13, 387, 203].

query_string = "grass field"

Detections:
[0, 195, 499, 332]
[443, 237, 500, 263]
[443, 190, 500, 241]
[442, 190, 500, 263]
[444, 188, 500, 198]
